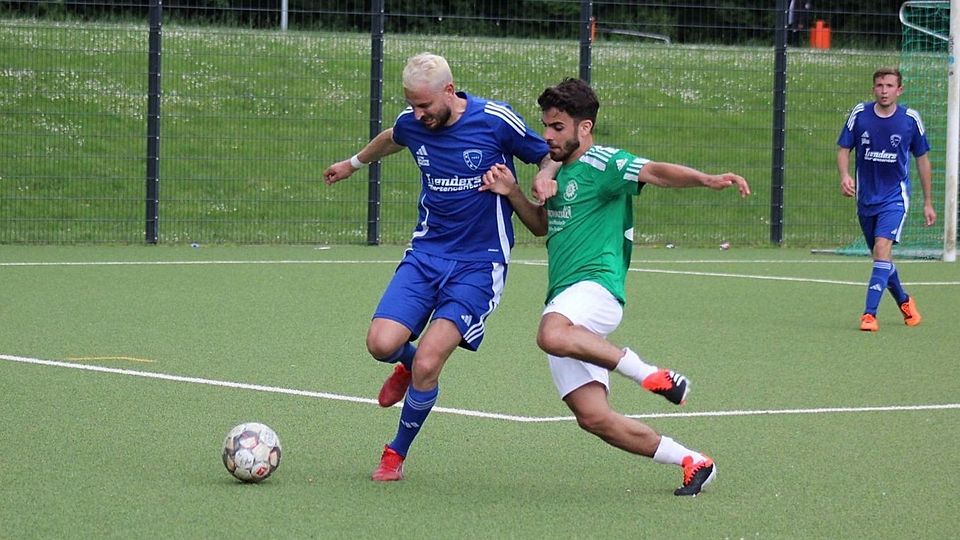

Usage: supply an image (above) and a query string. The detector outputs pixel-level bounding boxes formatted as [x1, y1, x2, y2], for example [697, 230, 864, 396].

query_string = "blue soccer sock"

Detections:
[379, 342, 416, 370]
[864, 260, 893, 315]
[388, 384, 439, 457]
[886, 263, 909, 305]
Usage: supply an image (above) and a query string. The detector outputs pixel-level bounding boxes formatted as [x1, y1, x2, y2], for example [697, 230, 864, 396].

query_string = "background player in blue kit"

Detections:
[323, 53, 556, 481]
[837, 67, 936, 332]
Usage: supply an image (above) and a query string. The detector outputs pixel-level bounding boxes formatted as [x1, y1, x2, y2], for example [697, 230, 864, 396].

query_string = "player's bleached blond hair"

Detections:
[402, 53, 453, 92]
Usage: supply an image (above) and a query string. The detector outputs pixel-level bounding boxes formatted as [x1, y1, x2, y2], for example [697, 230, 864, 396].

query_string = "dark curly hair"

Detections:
[537, 78, 599, 126]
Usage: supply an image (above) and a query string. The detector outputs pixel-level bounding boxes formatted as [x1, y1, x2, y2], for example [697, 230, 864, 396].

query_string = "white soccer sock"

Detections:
[613, 347, 657, 383]
[652, 436, 704, 466]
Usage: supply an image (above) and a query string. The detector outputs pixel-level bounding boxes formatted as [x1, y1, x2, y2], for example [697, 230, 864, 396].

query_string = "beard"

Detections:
[550, 137, 581, 162]
[422, 106, 452, 130]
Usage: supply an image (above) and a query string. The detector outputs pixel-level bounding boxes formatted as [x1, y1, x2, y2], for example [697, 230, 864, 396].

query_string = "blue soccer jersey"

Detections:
[837, 102, 930, 213]
[391, 92, 549, 263]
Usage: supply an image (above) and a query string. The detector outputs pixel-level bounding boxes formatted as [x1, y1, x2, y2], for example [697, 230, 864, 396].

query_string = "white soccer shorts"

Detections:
[542, 280, 623, 398]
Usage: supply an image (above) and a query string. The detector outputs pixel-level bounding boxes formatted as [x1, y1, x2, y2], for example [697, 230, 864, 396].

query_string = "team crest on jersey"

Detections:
[563, 180, 578, 202]
[890, 134, 902, 148]
[860, 131, 870, 146]
[462, 149, 483, 170]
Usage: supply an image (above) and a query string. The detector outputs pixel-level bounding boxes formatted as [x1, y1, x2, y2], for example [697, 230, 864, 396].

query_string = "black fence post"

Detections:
[770, 0, 788, 245]
[145, 0, 162, 244]
[367, 0, 385, 246]
[579, 0, 593, 83]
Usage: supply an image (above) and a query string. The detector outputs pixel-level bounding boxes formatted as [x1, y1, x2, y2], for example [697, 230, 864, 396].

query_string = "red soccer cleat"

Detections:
[641, 369, 690, 405]
[378, 363, 412, 407]
[371, 445, 405, 482]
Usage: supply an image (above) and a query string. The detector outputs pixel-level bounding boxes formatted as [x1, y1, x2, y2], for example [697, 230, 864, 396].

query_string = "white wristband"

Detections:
[350, 154, 367, 169]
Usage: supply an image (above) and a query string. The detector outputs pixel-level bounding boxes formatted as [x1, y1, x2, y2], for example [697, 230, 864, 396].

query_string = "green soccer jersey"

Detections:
[544, 145, 648, 304]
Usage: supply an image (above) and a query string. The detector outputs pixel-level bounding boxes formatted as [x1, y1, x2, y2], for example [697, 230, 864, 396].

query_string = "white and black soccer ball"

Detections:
[222, 422, 282, 483]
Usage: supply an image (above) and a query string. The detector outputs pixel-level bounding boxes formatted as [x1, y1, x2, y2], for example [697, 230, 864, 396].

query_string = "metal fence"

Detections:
[0, 0, 951, 250]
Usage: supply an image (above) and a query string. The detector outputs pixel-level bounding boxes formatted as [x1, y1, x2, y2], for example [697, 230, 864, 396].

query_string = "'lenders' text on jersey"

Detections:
[392, 92, 548, 263]
[837, 102, 930, 213]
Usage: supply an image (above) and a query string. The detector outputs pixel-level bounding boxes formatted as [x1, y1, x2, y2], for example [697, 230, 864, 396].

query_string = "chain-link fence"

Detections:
[0, 1, 950, 250]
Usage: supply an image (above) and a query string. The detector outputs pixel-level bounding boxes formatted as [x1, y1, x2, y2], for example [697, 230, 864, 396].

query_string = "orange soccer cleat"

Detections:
[859, 313, 879, 332]
[898, 296, 922, 327]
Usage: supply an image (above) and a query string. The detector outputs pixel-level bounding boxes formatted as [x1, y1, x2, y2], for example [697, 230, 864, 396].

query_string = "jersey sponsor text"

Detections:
[424, 173, 483, 192]
[864, 149, 897, 163]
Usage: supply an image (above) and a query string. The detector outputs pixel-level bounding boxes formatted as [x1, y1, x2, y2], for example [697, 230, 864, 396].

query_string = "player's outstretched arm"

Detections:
[480, 163, 548, 236]
[639, 161, 751, 197]
[323, 128, 404, 185]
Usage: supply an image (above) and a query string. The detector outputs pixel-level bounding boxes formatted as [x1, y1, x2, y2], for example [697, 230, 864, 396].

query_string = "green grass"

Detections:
[0, 19, 949, 250]
[1, 245, 958, 537]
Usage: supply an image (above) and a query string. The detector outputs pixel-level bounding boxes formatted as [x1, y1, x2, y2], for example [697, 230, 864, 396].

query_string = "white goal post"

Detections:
[900, 0, 958, 261]
[947, 0, 958, 261]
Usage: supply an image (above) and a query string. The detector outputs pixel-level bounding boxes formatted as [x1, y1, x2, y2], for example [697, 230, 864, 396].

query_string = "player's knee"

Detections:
[537, 324, 566, 356]
[366, 334, 398, 362]
[366, 318, 413, 361]
[536, 326, 570, 356]
[410, 357, 442, 389]
[575, 409, 612, 436]
[537, 314, 577, 356]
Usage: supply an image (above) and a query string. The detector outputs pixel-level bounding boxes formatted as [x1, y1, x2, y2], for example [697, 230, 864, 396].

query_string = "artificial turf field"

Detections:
[1, 244, 957, 538]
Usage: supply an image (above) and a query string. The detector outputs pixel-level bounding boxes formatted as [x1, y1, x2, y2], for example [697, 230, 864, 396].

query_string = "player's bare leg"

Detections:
[366, 317, 412, 360]
[538, 313, 689, 404]
[367, 318, 415, 407]
[563, 382, 715, 496]
[372, 319, 460, 481]
[563, 381, 660, 455]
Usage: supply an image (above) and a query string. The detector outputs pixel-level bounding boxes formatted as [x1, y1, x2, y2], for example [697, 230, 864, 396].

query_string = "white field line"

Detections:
[630, 267, 867, 286]
[2, 258, 957, 286]
[3, 354, 958, 423]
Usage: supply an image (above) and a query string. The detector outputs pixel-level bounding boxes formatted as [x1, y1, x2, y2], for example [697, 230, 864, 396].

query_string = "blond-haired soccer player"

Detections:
[324, 53, 556, 481]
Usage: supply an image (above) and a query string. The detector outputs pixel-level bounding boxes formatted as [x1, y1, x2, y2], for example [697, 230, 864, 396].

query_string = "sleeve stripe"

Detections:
[624, 158, 648, 182]
[845, 103, 864, 131]
[907, 108, 925, 136]
[582, 155, 607, 171]
[625, 158, 647, 174]
[592, 146, 615, 160]
[484, 102, 526, 136]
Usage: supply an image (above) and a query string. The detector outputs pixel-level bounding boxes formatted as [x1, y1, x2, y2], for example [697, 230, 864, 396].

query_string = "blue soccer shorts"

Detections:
[373, 250, 506, 351]
[859, 201, 907, 250]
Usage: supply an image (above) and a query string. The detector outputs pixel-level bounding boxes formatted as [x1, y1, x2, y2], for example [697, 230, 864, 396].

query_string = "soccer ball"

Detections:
[222, 422, 282, 483]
